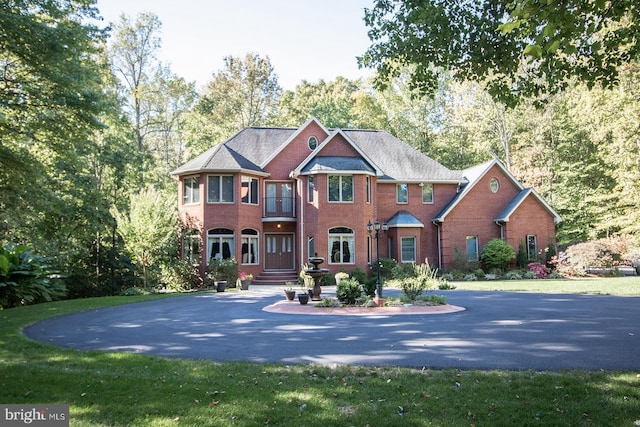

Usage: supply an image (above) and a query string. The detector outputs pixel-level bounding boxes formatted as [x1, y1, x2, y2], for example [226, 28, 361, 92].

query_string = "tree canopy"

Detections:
[359, 0, 640, 106]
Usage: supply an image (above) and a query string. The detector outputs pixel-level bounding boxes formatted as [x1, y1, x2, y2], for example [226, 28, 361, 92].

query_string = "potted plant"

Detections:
[239, 272, 253, 290]
[297, 291, 309, 305]
[207, 257, 238, 293]
[284, 283, 296, 301]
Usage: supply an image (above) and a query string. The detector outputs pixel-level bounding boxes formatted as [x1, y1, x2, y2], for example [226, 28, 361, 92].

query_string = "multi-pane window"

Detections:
[207, 228, 234, 262]
[329, 227, 355, 264]
[466, 236, 479, 261]
[401, 237, 416, 263]
[328, 175, 353, 202]
[182, 229, 200, 264]
[308, 176, 315, 203]
[527, 235, 538, 261]
[183, 176, 200, 204]
[208, 175, 234, 203]
[422, 183, 434, 204]
[241, 177, 259, 205]
[396, 183, 408, 203]
[241, 228, 259, 264]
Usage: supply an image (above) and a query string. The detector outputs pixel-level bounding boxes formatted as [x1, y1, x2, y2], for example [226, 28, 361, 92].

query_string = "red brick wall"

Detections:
[503, 194, 557, 258]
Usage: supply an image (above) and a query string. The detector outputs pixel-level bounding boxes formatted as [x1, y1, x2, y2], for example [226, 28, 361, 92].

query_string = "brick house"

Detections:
[171, 118, 561, 284]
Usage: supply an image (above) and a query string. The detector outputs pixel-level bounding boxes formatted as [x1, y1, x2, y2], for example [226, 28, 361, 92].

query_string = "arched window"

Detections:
[241, 228, 259, 264]
[329, 227, 355, 264]
[207, 228, 234, 262]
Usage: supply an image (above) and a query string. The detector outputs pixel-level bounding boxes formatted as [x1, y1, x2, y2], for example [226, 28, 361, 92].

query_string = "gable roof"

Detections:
[496, 188, 563, 223]
[433, 158, 562, 223]
[171, 118, 463, 184]
[294, 129, 383, 177]
[387, 210, 425, 228]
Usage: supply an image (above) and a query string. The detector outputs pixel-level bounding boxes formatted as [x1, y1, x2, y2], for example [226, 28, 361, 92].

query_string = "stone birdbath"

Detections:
[306, 257, 328, 301]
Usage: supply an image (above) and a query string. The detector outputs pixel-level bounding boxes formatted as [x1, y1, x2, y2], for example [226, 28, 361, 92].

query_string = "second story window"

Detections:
[183, 176, 200, 205]
[396, 183, 408, 204]
[308, 176, 315, 203]
[241, 176, 259, 205]
[328, 175, 353, 202]
[422, 183, 434, 204]
[208, 175, 234, 203]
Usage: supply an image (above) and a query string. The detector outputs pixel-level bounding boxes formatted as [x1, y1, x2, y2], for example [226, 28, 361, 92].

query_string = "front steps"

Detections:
[252, 270, 299, 286]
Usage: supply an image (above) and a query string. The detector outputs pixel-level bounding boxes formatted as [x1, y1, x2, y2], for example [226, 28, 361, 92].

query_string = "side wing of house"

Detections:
[434, 159, 561, 269]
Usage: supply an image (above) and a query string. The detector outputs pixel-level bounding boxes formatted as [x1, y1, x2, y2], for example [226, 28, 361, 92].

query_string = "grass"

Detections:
[1, 281, 639, 426]
[451, 275, 640, 296]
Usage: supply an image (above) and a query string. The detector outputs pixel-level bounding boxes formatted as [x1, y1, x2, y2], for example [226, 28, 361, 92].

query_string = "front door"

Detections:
[264, 233, 294, 270]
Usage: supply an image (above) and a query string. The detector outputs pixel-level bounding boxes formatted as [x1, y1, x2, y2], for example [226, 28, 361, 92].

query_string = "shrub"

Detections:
[362, 278, 377, 297]
[206, 257, 238, 285]
[438, 280, 456, 290]
[473, 268, 485, 277]
[400, 263, 442, 301]
[516, 240, 528, 268]
[0, 243, 67, 309]
[503, 271, 523, 280]
[464, 274, 477, 281]
[350, 267, 368, 285]
[336, 278, 363, 304]
[378, 258, 398, 279]
[161, 259, 202, 291]
[565, 237, 629, 269]
[481, 239, 516, 270]
[528, 262, 550, 278]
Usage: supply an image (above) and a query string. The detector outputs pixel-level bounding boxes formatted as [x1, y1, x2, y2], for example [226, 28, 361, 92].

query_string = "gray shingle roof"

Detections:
[301, 156, 376, 174]
[171, 122, 463, 184]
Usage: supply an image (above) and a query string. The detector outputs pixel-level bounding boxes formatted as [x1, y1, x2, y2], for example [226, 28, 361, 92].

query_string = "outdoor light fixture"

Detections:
[367, 219, 388, 300]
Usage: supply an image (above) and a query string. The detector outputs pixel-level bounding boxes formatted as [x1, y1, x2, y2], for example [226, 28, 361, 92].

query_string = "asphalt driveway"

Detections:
[25, 288, 640, 370]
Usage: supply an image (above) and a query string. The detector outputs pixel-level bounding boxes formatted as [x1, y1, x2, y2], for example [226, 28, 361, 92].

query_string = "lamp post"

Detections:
[367, 219, 388, 301]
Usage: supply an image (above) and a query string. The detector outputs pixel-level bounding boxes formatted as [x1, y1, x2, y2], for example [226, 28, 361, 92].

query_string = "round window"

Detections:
[308, 136, 318, 150]
[489, 178, 499, 193]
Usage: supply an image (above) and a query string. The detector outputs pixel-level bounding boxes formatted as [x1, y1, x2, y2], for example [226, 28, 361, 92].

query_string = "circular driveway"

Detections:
[25, 288, 640, 370]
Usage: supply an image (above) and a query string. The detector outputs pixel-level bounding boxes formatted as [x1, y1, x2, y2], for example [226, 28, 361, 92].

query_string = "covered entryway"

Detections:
[264, 233, 294, 270]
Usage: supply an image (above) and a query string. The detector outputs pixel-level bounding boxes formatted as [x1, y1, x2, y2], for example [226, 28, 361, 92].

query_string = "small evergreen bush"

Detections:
[480, 238, 516, 270]
[336, 278, 362, 305]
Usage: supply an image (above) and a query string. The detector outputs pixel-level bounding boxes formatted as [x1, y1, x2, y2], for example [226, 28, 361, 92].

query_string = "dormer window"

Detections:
[308, 136, 318, 150]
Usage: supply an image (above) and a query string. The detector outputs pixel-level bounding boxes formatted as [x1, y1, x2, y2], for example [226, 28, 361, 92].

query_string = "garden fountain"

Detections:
[306, 256, 328, 301]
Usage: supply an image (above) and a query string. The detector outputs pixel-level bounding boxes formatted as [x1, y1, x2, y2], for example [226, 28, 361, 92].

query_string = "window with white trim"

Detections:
[207, 228, 234, 262]
[329, 227, 355, 264]
[208, 175, 234, 203]
[422, 183, 434, 204]
[527, 235, 538, 261]
[401, 237, 417, 263]
[466, 236, 479, 262]
[396, 183, 408, 203]
[241, 228, 259, 264]
[308, 176, 315, 203]
[182, 228, 200, 264]
[183, 176, 200, 204]
[241, 176, 258, 205]
[366, 176, 371, 203]
[328, 175, 353, 202]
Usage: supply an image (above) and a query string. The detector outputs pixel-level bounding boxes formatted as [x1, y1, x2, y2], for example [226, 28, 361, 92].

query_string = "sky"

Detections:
[95, 0, 375, 91]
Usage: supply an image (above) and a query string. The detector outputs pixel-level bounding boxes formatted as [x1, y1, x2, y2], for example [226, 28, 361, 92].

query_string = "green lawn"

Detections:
[1, 281, 639, 426]
[451, 275, 640, 295]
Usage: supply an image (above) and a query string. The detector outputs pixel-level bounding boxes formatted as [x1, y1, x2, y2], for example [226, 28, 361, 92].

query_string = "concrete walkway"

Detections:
[25, 287, 640, 370]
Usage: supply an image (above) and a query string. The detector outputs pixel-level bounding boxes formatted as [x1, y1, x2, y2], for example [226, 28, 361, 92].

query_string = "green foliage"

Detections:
[161, 259, 202, 291]
[113, 188, 178, 288]
[206, 257, 238, 285]
[350, 267, 368, 285]
[565, 238, 629, 269]
[377, 258, 397, 279]
[0, 243, 66, 309]
[516, 240, 528, 268]
[336, 278, 363, 305]
[480, 239, 516, 270]
[360, 0, 640, 106]
[399, 263, 442, 301]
